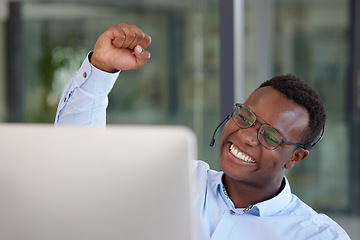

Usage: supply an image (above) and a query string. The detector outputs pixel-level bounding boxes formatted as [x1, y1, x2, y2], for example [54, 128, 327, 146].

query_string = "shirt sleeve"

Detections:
[54, 52, 120, 127]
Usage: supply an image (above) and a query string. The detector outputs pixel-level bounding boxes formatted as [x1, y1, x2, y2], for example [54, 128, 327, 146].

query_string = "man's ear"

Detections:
[284, 149, 309, 169]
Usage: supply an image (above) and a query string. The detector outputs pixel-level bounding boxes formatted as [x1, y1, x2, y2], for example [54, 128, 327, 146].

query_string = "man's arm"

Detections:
[54, 23, 151, 126]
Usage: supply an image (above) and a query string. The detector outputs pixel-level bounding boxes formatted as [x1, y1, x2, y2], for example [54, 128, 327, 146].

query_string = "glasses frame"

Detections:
[231, 103, 322, 150]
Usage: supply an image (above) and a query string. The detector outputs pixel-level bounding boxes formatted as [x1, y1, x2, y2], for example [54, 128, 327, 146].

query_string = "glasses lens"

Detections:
[258, 125, 282, 149]
[232, 105, 256, 128]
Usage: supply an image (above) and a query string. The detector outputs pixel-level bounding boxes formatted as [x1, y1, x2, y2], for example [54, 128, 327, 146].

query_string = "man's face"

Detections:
[219, 86, 309, 188]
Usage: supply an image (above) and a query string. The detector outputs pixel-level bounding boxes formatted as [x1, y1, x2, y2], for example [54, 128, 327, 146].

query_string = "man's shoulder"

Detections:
[190, 160, 223, 193]
[191, 160, 222, 179]
[284, 194, 350, 239]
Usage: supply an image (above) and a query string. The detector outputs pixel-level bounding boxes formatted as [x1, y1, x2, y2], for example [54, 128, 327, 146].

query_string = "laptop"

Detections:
[0, 124, 197, 240]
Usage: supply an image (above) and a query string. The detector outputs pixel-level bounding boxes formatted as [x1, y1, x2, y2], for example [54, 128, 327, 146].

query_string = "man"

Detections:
[55, 23, 350, 239]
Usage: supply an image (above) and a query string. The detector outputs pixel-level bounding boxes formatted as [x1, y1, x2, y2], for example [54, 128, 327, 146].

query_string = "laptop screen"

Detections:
[0, 124, 197, 240]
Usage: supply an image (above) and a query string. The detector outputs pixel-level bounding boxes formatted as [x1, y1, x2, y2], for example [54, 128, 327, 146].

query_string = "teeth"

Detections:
[230, 144, 255, 163]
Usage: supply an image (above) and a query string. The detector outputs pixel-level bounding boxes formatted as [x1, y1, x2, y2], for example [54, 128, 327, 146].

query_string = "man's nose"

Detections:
[237, 125, 259, 147]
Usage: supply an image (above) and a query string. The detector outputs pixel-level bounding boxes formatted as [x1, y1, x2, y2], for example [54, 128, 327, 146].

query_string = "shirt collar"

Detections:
[215, 174, 292, 216]
[253, 177, 292, 216]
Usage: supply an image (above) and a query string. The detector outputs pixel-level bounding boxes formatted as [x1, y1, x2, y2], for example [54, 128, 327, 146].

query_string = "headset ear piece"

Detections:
[304, 126, 325, 150]
[209, 115, 230, 147]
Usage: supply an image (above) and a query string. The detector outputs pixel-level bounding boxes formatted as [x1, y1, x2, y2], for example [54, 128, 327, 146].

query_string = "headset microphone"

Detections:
[209, 115, 230, 147]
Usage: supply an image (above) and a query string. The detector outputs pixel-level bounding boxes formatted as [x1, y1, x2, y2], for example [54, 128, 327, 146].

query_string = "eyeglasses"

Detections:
[231, 103, 312, 150]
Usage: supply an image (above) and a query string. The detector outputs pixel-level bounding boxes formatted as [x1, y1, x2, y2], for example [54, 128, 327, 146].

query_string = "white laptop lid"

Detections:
[0, 124, 197, 240]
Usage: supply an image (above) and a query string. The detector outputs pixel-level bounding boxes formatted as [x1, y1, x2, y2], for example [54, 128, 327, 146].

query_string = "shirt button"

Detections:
[83, 72, 87, 78]
[230, 210, 235, 215]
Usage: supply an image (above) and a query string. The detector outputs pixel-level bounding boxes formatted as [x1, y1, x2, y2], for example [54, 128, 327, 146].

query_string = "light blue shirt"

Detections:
[192, 160, 349, 239]
[55, 54, 351, 240]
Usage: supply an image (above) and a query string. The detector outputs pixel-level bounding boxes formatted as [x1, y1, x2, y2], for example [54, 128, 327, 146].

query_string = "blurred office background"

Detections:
[0, 0, 359, 238]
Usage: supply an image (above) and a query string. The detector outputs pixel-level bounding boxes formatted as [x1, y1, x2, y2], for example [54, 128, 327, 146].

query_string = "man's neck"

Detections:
[222, 174, 285, 209]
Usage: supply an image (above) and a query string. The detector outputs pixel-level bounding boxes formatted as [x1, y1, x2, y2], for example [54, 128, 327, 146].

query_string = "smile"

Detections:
[229, 144, 256, 163]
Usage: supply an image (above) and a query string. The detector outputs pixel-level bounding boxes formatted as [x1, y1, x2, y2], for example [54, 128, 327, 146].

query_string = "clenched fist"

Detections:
[90, 23, 152, 73]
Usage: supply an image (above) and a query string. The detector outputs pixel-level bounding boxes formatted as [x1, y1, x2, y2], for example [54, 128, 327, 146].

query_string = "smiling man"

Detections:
[192, 76, 345, 239]
[55, 23, 350, 239]
[218, 81, 317, 209]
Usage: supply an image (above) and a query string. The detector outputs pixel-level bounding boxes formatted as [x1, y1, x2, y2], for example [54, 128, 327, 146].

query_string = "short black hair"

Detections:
[258, 74, 326, 146]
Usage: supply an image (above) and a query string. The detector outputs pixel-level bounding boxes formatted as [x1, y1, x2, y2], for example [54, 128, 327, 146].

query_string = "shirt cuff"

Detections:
[79, 51, 120, 95]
